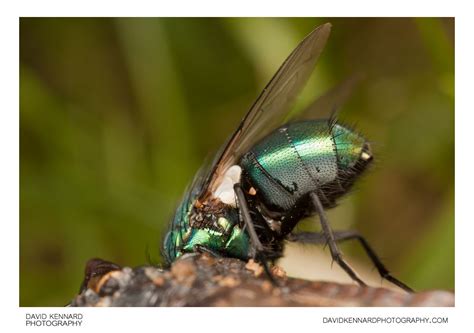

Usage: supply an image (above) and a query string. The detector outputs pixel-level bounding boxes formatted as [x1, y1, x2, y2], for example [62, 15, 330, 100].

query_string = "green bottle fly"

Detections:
[163, 22, 413, 292]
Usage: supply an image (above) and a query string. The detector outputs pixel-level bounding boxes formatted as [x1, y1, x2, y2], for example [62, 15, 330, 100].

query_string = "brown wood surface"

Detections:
[70, 254, 454, 307]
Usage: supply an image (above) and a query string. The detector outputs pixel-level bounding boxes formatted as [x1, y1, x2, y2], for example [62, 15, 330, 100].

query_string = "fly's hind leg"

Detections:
[309, 191, 367, 287]
[234, 183, 278, 286]
[288, 230, 414, 292]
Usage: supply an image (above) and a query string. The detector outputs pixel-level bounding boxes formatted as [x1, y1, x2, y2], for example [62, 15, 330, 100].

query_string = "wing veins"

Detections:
[199, 23, 332, 200]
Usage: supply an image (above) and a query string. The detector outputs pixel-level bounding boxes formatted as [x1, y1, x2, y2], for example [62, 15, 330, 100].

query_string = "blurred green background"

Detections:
[20, 18, 454, 306]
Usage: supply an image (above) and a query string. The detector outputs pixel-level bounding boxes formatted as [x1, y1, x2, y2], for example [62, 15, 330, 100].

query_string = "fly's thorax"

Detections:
[239, 120, 373, 212]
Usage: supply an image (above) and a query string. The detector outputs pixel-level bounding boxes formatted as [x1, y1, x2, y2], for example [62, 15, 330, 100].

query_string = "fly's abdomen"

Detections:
[240, 120, 340, 211]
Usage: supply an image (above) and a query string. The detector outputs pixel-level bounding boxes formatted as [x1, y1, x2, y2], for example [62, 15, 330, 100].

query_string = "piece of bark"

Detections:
[70, 254, 454, 307]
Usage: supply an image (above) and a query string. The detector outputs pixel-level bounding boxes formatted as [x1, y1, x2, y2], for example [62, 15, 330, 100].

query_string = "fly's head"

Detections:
[163, 197, 240, 264]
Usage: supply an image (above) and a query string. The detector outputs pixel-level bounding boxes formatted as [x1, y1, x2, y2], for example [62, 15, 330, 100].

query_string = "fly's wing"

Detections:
[293, 73, 364, 123]
[199, 22, 332, 200]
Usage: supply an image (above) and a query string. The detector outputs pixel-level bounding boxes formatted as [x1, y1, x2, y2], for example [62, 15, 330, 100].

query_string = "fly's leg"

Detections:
[193, 244, 223, 258]
[288, 230, 414, 292]
[234, 183, 278, 285]
[309, 191, 367, 287]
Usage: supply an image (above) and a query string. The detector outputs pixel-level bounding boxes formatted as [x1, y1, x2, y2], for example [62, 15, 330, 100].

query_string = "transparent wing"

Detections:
[199, 23, 332, 200]
[292, 73, 363, 122]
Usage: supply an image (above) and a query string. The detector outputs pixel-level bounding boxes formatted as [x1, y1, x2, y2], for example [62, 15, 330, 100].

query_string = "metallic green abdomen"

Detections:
[240, 120, 367, 211]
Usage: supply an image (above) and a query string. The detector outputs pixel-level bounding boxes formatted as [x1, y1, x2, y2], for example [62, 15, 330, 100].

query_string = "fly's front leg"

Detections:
[193, 244, 223, 258]
[309, 191, 367, 287]
[234, 183, 277, 285]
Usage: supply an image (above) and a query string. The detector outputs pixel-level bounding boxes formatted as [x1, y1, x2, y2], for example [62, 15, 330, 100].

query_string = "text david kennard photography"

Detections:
[25, 313, 83, 327]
